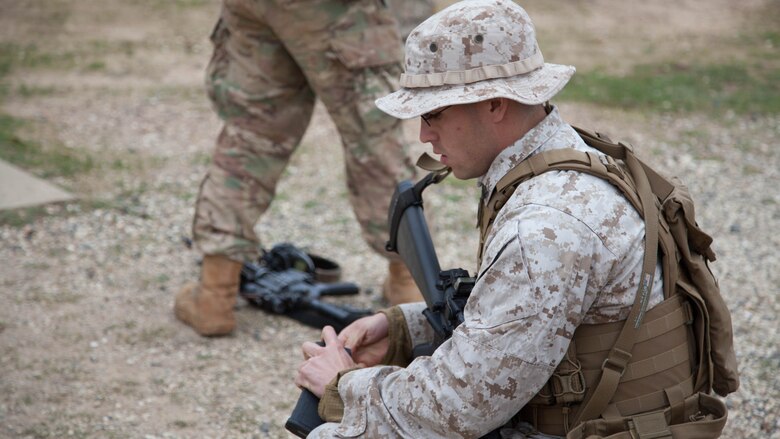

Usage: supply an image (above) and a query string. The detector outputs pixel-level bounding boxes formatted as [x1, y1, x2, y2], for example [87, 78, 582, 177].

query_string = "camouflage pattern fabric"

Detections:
[385, 0, 437, 40]
[193, 0, 416, 262]
[308, 107, 664, 438]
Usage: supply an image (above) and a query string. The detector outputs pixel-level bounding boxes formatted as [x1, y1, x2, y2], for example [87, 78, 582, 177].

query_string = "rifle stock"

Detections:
[389, 180, 444, 311]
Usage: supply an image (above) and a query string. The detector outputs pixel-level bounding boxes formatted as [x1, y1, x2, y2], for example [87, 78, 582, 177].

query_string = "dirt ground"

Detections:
[0, 0, 778, 438]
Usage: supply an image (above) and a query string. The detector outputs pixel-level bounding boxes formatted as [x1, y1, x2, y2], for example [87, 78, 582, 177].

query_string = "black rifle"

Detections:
[384, 166, 500, 439]
[240, 244, 372, 333]
[284, 340, 352, 438]
[286, 166, 498, 438]
[385, 165, 477, 356]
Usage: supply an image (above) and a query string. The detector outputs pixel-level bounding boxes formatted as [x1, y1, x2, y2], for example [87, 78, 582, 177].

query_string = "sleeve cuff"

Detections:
[378, 306, 413, 366]
[317, 366, 362, 422]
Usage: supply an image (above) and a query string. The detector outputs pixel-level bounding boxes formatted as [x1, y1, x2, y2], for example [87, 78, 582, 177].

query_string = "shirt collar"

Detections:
[478, 105, 566, 198]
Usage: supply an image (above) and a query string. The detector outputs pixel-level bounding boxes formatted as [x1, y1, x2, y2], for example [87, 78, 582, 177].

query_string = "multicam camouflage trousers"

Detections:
[193, 0, 416, 262]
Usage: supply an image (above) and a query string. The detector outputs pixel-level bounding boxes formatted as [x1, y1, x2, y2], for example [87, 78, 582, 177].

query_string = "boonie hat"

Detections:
[376, 0, 575, 119]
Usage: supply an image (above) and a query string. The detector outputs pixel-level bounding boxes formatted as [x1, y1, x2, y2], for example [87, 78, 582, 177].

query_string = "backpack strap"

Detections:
[573, 127, 675, 203]
[478, 146, 644, 263]
[477, 134, 664, 428]
[570, 142, 660, 427]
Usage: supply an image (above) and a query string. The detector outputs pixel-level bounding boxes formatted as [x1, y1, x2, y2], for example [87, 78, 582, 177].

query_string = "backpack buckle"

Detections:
[551, 367, 587, 404]
[602, 348, 632, 378]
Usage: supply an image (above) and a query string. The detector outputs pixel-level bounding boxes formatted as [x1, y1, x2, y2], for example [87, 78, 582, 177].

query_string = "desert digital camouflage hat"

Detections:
[375, 0, 575, 119]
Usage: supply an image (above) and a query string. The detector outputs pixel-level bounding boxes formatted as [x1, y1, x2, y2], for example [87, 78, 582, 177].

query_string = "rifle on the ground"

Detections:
[239, 243, 372, 333]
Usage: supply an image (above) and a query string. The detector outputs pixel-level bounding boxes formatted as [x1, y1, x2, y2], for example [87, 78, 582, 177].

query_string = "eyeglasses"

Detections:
[420, 106, 451, 126]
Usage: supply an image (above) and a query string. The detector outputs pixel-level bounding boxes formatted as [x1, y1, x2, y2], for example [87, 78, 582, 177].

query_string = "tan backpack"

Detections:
[477, 126, 739, 437]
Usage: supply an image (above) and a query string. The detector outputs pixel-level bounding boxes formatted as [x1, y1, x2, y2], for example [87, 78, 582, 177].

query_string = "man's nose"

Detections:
[419, 119, 437, 144]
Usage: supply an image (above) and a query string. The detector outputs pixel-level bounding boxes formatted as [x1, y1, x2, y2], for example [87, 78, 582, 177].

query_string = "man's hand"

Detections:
[338, 312, 390, 367]
[295, 326, 357, 398]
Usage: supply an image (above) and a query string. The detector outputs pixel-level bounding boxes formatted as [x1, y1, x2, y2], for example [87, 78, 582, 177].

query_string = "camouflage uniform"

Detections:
[193, 0, 416, 262]
[308, 107, 664, 438]
[386, 0, 437, 39]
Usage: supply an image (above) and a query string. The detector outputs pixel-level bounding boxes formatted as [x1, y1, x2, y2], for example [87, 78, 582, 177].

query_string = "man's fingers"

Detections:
[321, 325, 340, 346]
[301, 340, 324, 359]
[294, 362, 309, 390]
[340, 330, 362, 351]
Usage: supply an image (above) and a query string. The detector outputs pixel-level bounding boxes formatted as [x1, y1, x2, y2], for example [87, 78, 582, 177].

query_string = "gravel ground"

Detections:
[0, 1, 778, 438]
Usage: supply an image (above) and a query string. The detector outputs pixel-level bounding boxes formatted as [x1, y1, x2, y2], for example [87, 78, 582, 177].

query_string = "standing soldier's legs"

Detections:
[175, 0, 316, 336]
[268, 0, 422, 304]
[386, 0, 437, 40]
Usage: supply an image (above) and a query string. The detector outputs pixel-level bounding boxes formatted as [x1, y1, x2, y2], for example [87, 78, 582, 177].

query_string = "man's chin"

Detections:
[451, 168, 476, 180]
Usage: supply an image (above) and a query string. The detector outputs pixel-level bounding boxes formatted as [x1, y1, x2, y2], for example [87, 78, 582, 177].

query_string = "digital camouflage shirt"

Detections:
[309, 107, 664, 438]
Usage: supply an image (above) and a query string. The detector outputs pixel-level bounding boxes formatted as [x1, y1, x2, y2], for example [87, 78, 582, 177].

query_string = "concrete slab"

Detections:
[0, 159, 75, 210]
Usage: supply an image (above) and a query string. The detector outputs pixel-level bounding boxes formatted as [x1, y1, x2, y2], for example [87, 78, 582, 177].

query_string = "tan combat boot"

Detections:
[174, 254, 243, 336]
[382, 260, 423, 305]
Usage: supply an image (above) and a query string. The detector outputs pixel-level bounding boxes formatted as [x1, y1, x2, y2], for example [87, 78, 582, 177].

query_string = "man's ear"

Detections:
[487, 98, 510, 122]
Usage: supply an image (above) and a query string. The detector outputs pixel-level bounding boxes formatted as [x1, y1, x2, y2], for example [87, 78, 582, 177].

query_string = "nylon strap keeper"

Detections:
[602, 347, 632, 377]
[627, 411, 672, 439]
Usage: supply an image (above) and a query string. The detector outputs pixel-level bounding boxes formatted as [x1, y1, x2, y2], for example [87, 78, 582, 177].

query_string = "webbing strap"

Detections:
[523, 375, 696, 433]
[628, 411, 672, 439]
[610, 374, 695, 417]
[570, 147, 660, 427]
[664, 385, 687, 425]
[572, 127, 675, 201]
[581, 342, 690, 384]
[658, 220, 678, 299]
[567, 391, 727, 439]
[575, 296, 690, 355]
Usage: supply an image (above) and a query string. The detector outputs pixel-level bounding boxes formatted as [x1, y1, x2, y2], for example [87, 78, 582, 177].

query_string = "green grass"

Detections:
[0, 114, 94, 178]
[0, 42, 78, 73]
[16, 84, 64, 98]
[0, 46, 94, 177]
[559, 61, 780, 115]
[145, 0, 212, 8]
[149, 85, 206, 102]
[21, 288, 84, 305]
[0, 46, 14, 78]
[0, 21, 164, 229]
[0, 41, 143, 74]
[0, 197, 149, 228]
[0, 205, 49, 227]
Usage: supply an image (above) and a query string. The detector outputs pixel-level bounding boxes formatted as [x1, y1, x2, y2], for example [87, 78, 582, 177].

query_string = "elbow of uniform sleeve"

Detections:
[378, 306, 413, 366]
